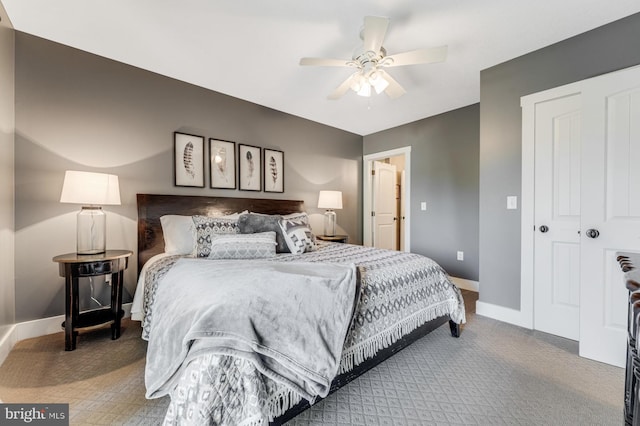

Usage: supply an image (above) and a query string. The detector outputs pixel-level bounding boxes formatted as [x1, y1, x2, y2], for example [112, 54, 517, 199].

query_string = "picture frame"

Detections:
[238, 144, 262, 191]
[263, 149, 284, 193]
[174, 132, 205, 187]
[209, 139, 236, 189]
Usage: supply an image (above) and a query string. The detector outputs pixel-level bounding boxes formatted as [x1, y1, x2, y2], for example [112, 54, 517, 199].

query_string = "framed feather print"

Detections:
[209, 139, 236, 189]
[238, 144, 262, 191]
[263, 149, 284, 193]
[174, 132, 205, 187]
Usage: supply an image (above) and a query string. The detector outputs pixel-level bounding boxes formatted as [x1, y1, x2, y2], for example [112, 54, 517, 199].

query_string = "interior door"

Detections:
[579, 66, 640, 368]
[373, 161, 398, 250]
[533, 94, 582, 341]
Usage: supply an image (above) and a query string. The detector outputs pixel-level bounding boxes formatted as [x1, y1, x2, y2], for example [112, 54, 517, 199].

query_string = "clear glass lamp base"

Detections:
[324, 210, 337, 237]
[77, 206, 106, 255]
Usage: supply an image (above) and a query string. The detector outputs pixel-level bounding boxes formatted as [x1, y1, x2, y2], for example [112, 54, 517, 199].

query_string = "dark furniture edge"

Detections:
[618, 253, 639, 425]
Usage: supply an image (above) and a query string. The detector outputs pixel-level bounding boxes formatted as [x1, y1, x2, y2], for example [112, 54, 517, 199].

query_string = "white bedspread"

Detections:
[145, 259, 358, 405]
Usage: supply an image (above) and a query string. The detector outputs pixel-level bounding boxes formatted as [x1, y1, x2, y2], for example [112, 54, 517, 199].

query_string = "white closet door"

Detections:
[533, 94, 582, 341]
[580, 66, 640, 368]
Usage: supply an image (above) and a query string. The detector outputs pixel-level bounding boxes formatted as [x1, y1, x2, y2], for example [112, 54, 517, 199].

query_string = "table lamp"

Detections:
[317, 190, 343, 237]
[60, 170, 121, 255]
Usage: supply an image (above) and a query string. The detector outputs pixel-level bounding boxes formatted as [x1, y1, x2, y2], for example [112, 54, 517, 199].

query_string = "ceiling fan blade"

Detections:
[363, 16, 389, 54]
[379, 70, 406, 99]
[383, 46, 448, 67]
[328, 73, 357, 100]
[300, 57, 352, 67]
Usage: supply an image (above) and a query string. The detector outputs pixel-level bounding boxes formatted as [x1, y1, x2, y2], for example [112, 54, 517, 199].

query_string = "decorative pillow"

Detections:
[193, 215, 240, 258]
[208, 232, 277, 260]
[237, 213, 289, 253]
[279, 217, 316, 254]
[282, 211, 310, 223]
[160, 215, 196, 255]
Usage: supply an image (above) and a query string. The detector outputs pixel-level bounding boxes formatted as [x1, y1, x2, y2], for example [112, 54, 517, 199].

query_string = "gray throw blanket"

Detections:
[145, 258, 358, 403]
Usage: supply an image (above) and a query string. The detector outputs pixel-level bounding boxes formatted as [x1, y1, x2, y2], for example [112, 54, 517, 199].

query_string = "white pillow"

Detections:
[160, 215, 196, 255]
[208, 231, 277, 259]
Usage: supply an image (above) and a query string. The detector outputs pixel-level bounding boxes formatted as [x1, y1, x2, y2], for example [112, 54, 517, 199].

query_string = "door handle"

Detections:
[539, 225, 549, 233]
[586, 228, 600, 239]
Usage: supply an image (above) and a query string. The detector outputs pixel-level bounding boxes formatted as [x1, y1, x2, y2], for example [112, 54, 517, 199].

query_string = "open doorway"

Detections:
[363, 147, 411, 251]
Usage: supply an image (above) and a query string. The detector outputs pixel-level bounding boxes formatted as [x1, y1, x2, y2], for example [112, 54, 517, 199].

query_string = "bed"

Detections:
[132, 193, 466, 425]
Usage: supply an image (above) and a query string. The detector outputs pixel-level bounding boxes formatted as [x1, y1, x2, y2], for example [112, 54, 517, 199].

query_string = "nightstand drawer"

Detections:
[78, 261, 113, 276]
[57, 257, 129, 278]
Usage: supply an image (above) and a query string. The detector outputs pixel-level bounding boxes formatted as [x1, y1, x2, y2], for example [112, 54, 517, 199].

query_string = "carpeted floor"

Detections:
[0, 290, 624, 425]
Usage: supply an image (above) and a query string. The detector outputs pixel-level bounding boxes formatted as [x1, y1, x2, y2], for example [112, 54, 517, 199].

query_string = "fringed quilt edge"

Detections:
[338, 299, 462, 374]
[265, 387, 304, 422]
[264, 298, 462, 421]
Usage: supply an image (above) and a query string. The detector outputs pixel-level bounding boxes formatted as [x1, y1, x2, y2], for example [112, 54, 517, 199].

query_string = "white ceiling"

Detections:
[3, 1, 640, 136]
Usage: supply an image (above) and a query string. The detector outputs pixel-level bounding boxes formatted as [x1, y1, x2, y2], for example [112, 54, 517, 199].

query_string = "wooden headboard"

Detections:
[137, 194, 305, 274]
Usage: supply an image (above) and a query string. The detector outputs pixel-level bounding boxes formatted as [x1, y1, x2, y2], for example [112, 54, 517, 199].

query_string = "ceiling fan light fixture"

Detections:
[356, 81, 371, 97]
[301, 16, 446, 100]
[369, 71, 389, 94]
[350, 73, 363, 92]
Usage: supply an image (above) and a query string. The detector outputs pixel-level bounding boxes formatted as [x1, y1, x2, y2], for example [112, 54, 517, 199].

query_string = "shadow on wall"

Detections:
[14, 132, 180, 231]
[286, 160, 357, 239]
[13, 133, 360, 321]
[14, 133, 169, 321]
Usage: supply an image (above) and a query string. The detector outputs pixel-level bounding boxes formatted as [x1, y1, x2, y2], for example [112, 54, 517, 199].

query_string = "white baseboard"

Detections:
[476, 300, 533, 329]
[0, 302, 132, 366]
[449, 276, 479, 292]
[0, 325, 17, 369]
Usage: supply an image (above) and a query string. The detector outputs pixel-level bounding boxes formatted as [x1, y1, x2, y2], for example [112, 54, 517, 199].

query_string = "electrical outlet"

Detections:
[457, 251, 464, 261]
[420, 202, 427, 211]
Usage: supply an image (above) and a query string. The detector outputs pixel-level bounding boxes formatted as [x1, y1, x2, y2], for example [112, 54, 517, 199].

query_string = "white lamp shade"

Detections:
[370, 72, 390, 94]
[60, 171, 121, 205]
[318, 190, 343, 209]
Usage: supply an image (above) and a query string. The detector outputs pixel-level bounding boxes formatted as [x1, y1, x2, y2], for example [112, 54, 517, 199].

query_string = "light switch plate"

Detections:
[507, 196, 518, 210]
[421, 202, 427, 211]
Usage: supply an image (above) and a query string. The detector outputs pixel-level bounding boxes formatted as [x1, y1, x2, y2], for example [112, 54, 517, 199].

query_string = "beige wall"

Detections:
[14, 33, 362, 322]
[0, 4, 15, 339]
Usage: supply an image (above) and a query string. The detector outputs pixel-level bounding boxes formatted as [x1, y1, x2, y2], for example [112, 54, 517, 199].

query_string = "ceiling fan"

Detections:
[300, 16, 447, 100]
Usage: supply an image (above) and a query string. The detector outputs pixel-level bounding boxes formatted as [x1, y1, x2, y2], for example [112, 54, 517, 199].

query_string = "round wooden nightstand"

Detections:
[53, 250, 132, 351]
[316, 235, 349, 244]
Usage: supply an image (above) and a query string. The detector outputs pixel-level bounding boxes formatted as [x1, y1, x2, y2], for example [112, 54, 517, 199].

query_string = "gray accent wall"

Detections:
[14, 33, 362, 322]
[479, 12, 640, 309]
[364, 104, 479, 281]
[0, 4, 15, 341]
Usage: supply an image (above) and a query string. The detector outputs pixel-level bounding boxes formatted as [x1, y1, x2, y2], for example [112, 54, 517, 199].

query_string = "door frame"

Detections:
[520, 81, 583, 330]
[363, 146, 411, 251]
